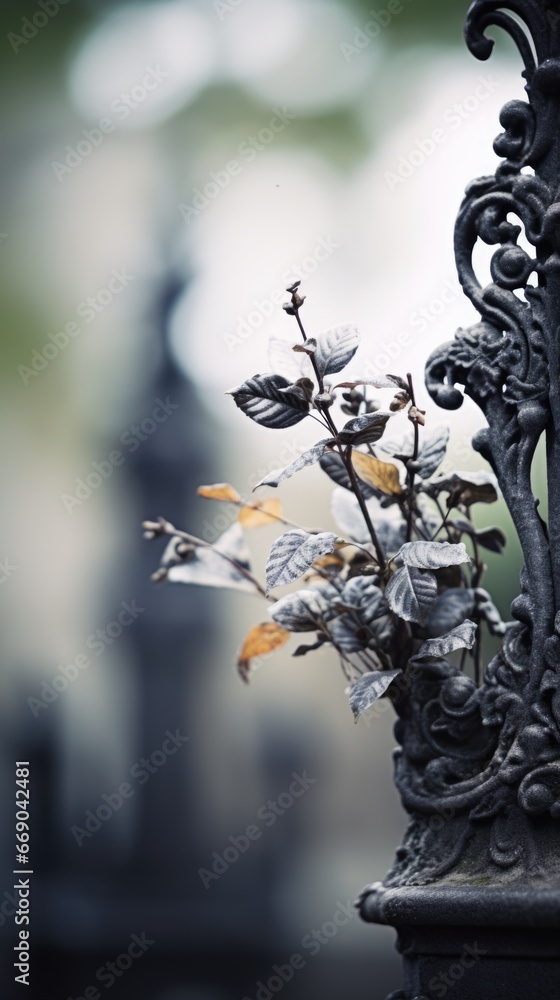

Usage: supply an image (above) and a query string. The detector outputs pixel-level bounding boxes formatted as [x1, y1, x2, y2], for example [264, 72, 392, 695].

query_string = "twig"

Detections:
[147, 519, 269, 598]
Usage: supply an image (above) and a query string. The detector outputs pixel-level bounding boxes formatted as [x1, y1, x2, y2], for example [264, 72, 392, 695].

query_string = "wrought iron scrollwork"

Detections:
[372, 0, 560, 890]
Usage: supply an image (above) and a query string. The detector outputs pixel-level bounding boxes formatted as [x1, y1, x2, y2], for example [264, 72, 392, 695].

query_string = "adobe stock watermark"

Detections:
[7, 0, 70, 54]
[200, 434, 306, 544]
[60, 396, 179, 514]
[178, 107, 297, 224]
[340, 0, 413, 62]
[213, 0, 247, 16]
[241, 899, 356, 999]
[361, 275, 462, 380]
[27, 599, 145, 716]
[0, 558, 17, 585]
[51, 65, 170, 181]
[224, 235, 340, 353]
[385, 75, 502, 191]
[65, 932, 155, 998]
[198, 771, 316, 889]
[71, 729, 189, 847]
[427, 941, 487, 998]
[17, 268, 135, 386]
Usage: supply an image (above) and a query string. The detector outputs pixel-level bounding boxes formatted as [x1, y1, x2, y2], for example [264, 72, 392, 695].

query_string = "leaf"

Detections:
[429, 470, 499, 506]
[279, 377, 314, 403]
[338, 411, 391, 446]
[385, 566, 438, 623]
[237, 622, 291, 683]
[313, 552, 346, 570]
[265, 530, 339, 591]
[197, 483, 242, 503]
[330, 488, 372, 543]
[339, 576, 387, 624]
[319, 452, 375, 498]
[415, 492, 441, 538]
[395, 540, 471, 570]
[293, 636, 328, 656]
[254, 440, 333, 490]
[214, 520, 253, 565]
[416, 620, 477, 659]
[351, 450, 402, 496]
[424, 588, 476, 637]
[334, 375, 405, 390]
[349, 669, 402, 722]
[314, 324, 360, 377]
[328, 615, 369, 652]
[268, 337, 312, 382]
[293, 339, 317, 356]
[238, 499, 283, 527]
[416, 427, 450, 480]
[269, 589, 334, 631]
[227, 373, 309, 429]
[475, 587, 508, 635]
[330, 487, 406, 554]
[449, 518, 507, 555]
[376, 428, 414, 461]
[165, 523, 257, 594]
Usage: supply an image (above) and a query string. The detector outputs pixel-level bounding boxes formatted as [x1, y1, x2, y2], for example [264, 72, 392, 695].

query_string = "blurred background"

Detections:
[0, 0, 534, 997]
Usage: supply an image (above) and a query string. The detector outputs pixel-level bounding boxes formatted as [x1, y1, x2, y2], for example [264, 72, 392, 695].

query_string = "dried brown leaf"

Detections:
[237, 622, 291, 682]
[197, 483, 242, 502]
[351, 450, 402, 496]
[238, 499, 284, 527]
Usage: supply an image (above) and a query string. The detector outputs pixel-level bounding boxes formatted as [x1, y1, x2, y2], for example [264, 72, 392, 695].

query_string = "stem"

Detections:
[465, 509, 484, 589]
[288, 297, 387, 573]
[155, 520, 269, 598]
[431, 499, 453, 541]
[405, 373, 420, 543]
[343, 446, 387, 573]
[293, 302, 325, 394]
[474, 634, 481, 687]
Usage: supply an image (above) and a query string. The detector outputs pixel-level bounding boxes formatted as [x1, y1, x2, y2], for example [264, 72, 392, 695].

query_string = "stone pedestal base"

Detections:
[359, 883, 560, 999]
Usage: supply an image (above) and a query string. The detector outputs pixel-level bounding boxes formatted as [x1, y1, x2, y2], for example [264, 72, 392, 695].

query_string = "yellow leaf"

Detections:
[238, 499, 284, 527]
[237, 622, 290, 683]
[351, 450, 402, 496]
[314, 553, 345, 567]
[197, 483, 242, 502]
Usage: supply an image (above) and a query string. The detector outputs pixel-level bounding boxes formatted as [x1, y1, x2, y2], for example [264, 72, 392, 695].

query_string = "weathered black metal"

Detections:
[358, 1, 560, 995]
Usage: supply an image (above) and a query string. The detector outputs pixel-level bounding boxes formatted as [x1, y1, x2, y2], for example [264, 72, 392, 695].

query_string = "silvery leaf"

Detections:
[314, 324, 360, 378]
[424, 588, 476, 637]
[475, 588, 508, 635]
[269, 589, 332, 632]
[328, 615, 368, 653]
[268, 338, 312, 382]
[265, 529, 339, 590]
[338, 411, 391, 446]
[255, 440, 333, 490]
[395, 540, 470, 570]
[228, 373, 309, 429]
[334, 374, 404, 390]
[166, 523, 256, 595]
[349, 669, 402, 721]
[386, 566, 438, 623]
[416, 620, 477, 659]
[339, 576, 387, 625]
[417, 426, 450, 479]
